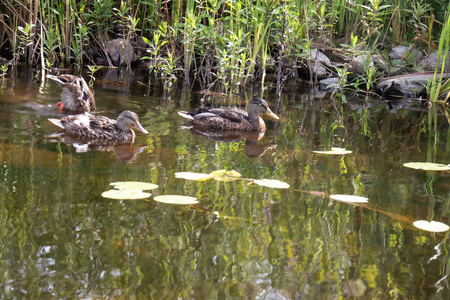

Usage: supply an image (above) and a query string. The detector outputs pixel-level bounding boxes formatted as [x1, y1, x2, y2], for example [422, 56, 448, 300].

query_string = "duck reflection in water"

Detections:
[47, 133, 147, 163]
[185, 127, 277, 158]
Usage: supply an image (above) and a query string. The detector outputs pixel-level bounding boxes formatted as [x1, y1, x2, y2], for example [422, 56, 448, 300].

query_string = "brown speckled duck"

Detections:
[48, 110, 148, 142]
[46, 74, 96, 113]
[178, 98, 279, 132]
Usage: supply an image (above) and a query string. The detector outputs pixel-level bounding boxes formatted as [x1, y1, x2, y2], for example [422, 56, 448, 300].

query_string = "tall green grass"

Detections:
[0, 0, 448, 91]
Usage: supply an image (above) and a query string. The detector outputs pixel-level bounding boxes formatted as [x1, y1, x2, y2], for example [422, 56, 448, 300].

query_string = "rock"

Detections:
[388, 46, 423, 64]
[419, 51, 450, 71]
[310, 62, 328, 79]
[388, 46, 408, 59]
[376, 72, 450, 98]
[372, 54, 388, 73]
[347, 55, 373, 77]
[309, 50, 333, 68]
[318, 77, 339, 92]
[300, 50, 332, 79]
[105, 38, 138, 67]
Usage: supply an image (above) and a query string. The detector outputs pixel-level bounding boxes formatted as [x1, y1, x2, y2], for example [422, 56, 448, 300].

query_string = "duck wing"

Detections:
[87, 116, 118, 139]
[198, 107, 248, 123]
[79, 76, 96, 111]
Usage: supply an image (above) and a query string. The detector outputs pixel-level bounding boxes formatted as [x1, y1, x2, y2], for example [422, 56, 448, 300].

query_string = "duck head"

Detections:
[116, 111, 149, 134]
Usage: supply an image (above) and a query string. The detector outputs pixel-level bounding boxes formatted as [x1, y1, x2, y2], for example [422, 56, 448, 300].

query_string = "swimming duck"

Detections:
[46, 74, 96, 113]
[178, 98, 279, 131]
[48, 110, 148, 142]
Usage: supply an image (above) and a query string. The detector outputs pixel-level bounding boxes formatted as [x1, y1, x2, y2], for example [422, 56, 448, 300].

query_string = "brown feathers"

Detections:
[178, 98, 279, 132]
[47, 74, 96, 113]
[48, 111, 148, 143]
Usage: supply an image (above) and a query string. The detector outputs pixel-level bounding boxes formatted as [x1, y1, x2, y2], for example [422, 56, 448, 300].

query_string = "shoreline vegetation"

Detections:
[0, 0, 450, 104]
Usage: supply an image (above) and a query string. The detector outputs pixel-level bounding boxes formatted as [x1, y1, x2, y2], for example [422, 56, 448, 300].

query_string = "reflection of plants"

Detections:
[0, 65, 8, 78]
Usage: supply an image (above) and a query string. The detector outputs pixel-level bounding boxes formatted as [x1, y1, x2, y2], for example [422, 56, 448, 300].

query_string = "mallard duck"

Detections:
[48, 110, 148, 142]
[178, 98, 279, 131]
[46, 74, 96, 113]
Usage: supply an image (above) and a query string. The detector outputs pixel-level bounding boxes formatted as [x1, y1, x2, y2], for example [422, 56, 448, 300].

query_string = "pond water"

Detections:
[0, 68, 449, 299]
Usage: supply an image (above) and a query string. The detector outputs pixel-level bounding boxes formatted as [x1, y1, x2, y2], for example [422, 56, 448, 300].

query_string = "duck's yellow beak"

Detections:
[264, 108, 279, 120]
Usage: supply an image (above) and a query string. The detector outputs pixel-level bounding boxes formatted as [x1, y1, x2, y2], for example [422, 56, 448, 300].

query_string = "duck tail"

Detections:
[178, 111, 194, 120]
[48, 118, 64, 129]
[46, 74, 62, 84]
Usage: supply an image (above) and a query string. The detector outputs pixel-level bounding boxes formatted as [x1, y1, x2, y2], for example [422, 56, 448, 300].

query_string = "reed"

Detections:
[428, 2, 450, 104]
[0, 0, 448, 94]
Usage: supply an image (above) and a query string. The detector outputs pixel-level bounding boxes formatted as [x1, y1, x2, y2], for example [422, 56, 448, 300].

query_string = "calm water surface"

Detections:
[0, 69, 449, 299]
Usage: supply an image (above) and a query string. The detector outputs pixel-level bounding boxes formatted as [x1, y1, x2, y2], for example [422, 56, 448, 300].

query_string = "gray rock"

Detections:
[319, 77, 339, 92]
[302, 50, 332, 79]
[310, 62, 328, 79]
[348, 55, 373, 77]
[419, 51, 450, 71]
[105, 38, 138, 67]
[388, 46, 409, 59]
[377, 72, 450, 98]
[372, 54, 388, 73]
[309, 50, 333, 67]
[388, 46, 423, 64]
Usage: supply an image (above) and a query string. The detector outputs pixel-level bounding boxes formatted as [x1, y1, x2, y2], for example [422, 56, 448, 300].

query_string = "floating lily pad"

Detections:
[403, 162, 450, 171]
[313, 147, 352, 155]
[153, 195, 199, 205]
[413, 220, 450, 233]
[175, 172, 213, 181]
[102, 189, 151, 200]
[330, 194, 369, 203]
[210, 169, 242, 181]
[254, 179, 290, 189]
[210, 169, 241, 177]
[111, 181, 159, 190]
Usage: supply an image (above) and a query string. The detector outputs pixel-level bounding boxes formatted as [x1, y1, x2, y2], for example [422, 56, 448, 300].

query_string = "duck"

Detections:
[178, 98, 279, 132]
[46, 74, 96, 113]
[48, 110, 148, 142]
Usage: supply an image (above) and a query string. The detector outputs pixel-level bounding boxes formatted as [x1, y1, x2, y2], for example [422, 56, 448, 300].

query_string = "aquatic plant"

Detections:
[0, 0, 449, 92]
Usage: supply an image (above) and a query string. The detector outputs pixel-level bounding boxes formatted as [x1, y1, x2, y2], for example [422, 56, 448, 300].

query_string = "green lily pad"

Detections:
[153, 195, 199, 205]
[330, 194, 369, 203]
[413, 220, 450, 233]
[110, 181, 159, 190]
[254, 179, 290, 189]
[102, 189, 151, 200]
[313, 147, 352, 155]
[175, 172, 213, 181]
[403, 162, 450, 171]
[210, 169, 242, 181]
